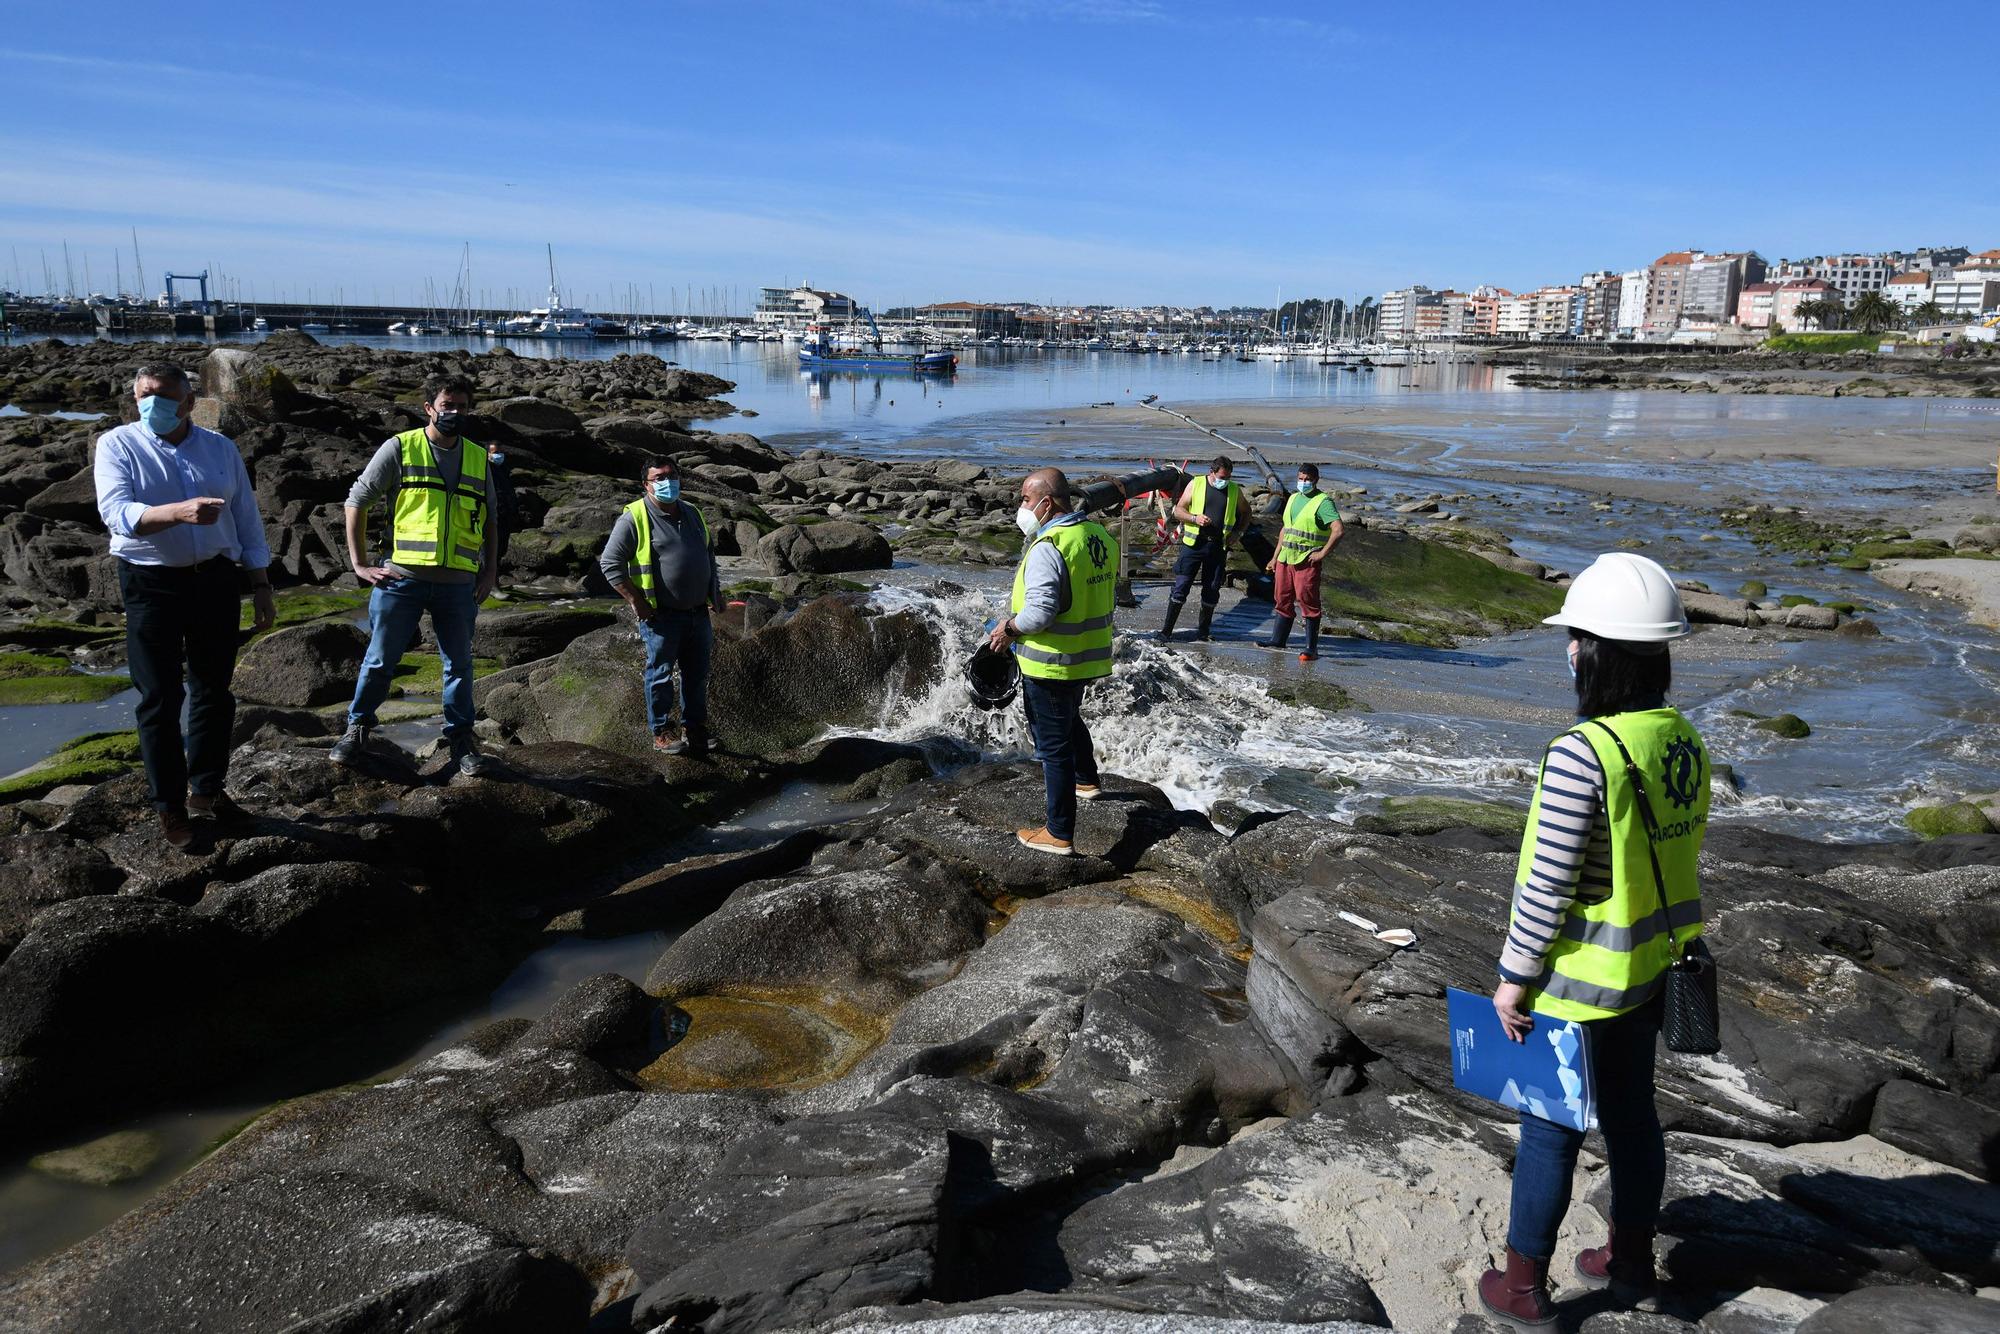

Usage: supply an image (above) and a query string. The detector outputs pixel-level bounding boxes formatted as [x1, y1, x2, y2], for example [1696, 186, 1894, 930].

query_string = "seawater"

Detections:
[6, 334, 1996, 837]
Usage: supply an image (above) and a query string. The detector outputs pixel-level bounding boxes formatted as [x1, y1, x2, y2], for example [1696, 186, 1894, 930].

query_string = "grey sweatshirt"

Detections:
[345, 435, 501, 584]
[599, 498, 720, 612]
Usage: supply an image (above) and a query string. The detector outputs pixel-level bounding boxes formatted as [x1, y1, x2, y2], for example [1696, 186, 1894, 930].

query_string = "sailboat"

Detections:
[501, 245, 594, 339]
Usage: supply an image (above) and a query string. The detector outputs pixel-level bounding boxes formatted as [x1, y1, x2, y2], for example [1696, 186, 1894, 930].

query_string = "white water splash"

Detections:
[855, 583, 1530, 816]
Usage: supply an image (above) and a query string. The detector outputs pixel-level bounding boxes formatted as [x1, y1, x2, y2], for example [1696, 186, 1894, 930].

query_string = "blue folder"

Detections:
[1446, 986, 1597, 1132]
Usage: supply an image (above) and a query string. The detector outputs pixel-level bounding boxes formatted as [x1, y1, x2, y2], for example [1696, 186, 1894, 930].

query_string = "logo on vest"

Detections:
[1661, 735, 1703, 811]
[1084, 531, 1110, 570]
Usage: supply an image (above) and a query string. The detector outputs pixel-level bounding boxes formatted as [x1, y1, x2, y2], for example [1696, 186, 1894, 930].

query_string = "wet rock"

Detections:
[645, 869, 988, 1012]
[1794, 1286, 2000, 1333]
[1784, 603, 1840, 630]
[469, 604, 617, 665]
[21, 466, 100, 523]
[1354, 795, 1525, 839]
[1680, 591, 1759, 627]
[1751, 712, 1811, 739]
[628, 1111, 953, 1333]
[28, 1129, 164, 1186]
[1905, 801, 1996, 838]
[233, 619, 369, 707]
[757, 519, 894, 575]
[279, 1246, 593, 1334]
[493, 595, 941, 761]
[1223, 818, 2000, 1143]
[1869, 1078, 2000, 1180]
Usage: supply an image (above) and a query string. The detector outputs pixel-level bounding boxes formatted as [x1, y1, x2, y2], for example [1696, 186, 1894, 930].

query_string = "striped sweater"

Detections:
[1499, 730, 1614, 985]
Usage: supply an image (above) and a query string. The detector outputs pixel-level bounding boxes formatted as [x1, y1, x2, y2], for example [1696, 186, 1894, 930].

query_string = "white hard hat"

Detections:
[1544, 552, 1691, 642]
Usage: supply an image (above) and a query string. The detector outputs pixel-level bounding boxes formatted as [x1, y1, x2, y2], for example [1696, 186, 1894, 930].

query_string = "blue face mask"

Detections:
[138, 394, 183, 436]
[652, 478, 680, 503]
[1566, 646, 1578, 679]
[488, 451, 507, 466]
[1295, 479, 1313, 495]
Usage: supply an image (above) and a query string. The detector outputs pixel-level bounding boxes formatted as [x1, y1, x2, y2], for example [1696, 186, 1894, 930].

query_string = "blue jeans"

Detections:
[1169, 543, 1228, 607]
[1020, 676, 1100, 841]
[1507, 993, 1667, 1259]
[637, 607, 712, 734]
[347, 576, 478, 737]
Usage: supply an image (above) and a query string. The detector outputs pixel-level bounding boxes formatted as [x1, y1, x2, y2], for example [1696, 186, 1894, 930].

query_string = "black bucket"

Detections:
[964, 643, 1020, 711]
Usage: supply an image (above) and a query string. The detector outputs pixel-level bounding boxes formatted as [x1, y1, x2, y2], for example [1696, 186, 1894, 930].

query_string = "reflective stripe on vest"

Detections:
[1512, 706, 1711, 1022]
[389, 429, 488, 572]
[1180, 474, 1239, 546]
[624, 497, 709, 595]
[1277, 490, 1332, 563]
[1010, 518, 1118, 681]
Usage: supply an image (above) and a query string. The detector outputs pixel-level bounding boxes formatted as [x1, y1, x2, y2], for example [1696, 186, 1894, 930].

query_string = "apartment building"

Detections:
[1466, 286, 1510, 337]
[1883, 271, 1933, 313]
[1644, 252, 1697, 332]
[1682, 252, 1766, 322]
[754, 284, 861, 328]
[1735, 282, 1779, 329]
[1615, 269, 1650, 337]
[1578, 271, 1623, 338]
[1376, 286, 1437, 338]
[1772, 278, 1836, 331]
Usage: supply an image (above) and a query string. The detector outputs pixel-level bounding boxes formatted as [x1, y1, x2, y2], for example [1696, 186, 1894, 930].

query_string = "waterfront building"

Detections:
[917, 301, 1020, 337]
[1579, 271, 1623, 339]
[754, 284, 862, 329]
[1936, 272, 2000, 320]
[1410, 289, 1472, 338]
[1644, 251, 1698, 334]
[1467, 286, 1511, 338]
[1682, 252, 1766, 324]
[1883, 271, 1933, 313]
[1615, 269, 1650, 338]
[1735, 282, 1779, 329]
[1376, 286, 1436, 339]
[1772, 277, 1836, 331]
[1527, 285, 1581, 338]
[1496, 292, 1532, 337]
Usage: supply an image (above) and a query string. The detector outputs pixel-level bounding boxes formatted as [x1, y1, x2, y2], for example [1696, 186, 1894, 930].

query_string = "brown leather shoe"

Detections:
[160, 808, 195, 851]
[1477, 1246, 1557, 1331]
[1015, 827, 1076, 857]
[1576, 1225, 1657, 1300]
[187, 791, 247, 822]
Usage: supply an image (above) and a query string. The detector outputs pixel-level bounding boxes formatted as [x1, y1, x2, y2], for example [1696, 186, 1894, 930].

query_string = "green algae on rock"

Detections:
[1904, 802, 1996, 839]
[1311, 526, 1562, 647]
[0, 672, 132, 706]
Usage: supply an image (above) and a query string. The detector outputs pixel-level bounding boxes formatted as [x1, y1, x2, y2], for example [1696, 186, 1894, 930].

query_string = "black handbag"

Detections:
[1586, 720, 1722, 1055]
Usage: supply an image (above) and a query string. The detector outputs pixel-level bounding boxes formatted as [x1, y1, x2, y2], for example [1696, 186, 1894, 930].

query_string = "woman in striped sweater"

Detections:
[1479, 553, 1711, 1331]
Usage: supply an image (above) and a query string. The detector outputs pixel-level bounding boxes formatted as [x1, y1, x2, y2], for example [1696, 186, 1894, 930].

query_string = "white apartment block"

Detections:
[1615, 269, 1650, 336]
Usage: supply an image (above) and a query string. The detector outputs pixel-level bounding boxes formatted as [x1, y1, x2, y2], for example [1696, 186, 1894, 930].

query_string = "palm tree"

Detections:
[1849, 290, 1898, 334]
[1910, 300, 1948, 329]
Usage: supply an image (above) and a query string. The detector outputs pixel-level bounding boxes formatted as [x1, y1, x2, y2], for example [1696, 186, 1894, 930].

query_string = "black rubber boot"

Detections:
[1266, 616, 1294, 650]
[1299, 618, 1322, 661]
[1193, 603, 1216, 642]
[1157, 600, 1185, 643]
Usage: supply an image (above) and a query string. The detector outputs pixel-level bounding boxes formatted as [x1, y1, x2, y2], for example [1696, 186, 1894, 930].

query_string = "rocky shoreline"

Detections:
[0, 337, 1996, 1332]
[1490, 345, 2000, 398]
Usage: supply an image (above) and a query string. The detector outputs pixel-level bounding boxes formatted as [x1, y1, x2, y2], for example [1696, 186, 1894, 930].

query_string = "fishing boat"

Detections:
[799, 319, 956, 373]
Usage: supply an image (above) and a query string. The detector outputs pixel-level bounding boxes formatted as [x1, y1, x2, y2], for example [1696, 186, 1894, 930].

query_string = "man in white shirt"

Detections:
[93, 363, 276, 850]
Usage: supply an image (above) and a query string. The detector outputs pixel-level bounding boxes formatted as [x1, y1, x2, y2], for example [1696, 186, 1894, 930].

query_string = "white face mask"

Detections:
[1015, 503, 1043, 537]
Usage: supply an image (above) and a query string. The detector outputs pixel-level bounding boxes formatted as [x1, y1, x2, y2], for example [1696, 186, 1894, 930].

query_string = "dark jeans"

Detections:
[1020, 676, 1100, 841]
[1507, 993, 1667, 1259]
[638, 607, 713, 733]
[118, 558, 243, 814]
[1169, 542, 1228, 607]
[348, 577, 478, 737]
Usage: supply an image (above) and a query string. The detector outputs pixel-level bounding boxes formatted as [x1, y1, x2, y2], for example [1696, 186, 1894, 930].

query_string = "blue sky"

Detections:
[3, 0, 1995, 311]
